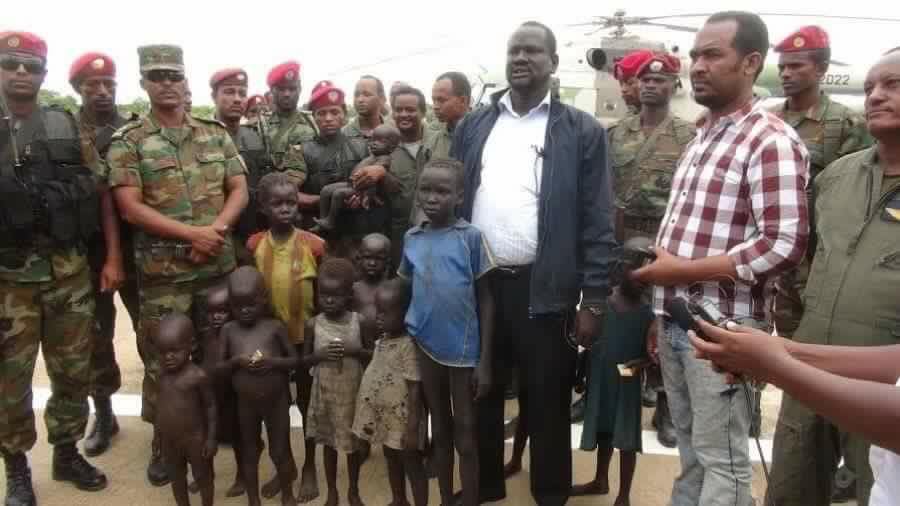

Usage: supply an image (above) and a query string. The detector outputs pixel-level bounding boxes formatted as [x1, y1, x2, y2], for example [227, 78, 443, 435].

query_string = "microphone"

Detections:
[663, 296, 713, 341]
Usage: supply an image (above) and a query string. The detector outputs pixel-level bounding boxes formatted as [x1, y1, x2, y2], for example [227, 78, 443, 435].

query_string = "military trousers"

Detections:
[89, 271, 140, 398]
[0, 269, 94, 454]
[772, 258, 811, 338]
[766, 393, 873, 506]
[137, 275, 226, 424]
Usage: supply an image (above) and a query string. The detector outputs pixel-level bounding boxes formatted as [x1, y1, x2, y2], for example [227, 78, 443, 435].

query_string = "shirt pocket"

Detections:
[196, 151, 226, 196]
[142, 157, 183, 208]
[871, 248, 900, 325]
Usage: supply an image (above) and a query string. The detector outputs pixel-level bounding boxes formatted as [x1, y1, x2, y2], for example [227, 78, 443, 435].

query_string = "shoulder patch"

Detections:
[111, 120, 143, 141]
[191, 114, 228, 128]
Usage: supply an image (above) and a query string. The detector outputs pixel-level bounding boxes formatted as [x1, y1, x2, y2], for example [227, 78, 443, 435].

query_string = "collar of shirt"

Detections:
[695, 97, 759, 134]
[408, 218, 469, 235]
[779, 92, 831, 124]
[498, 88, 551, 119]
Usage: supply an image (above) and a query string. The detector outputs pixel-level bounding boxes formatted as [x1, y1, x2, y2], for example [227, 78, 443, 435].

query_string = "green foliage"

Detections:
[118, 97, 150, 118]
[37, 89, 78, 113]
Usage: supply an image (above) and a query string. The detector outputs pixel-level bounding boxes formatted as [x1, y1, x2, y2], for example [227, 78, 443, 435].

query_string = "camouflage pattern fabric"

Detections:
[0, 270, 94, 453]
[106, 113, 245, 284]
[769, 93, 872, 337]
[136, 275, 223, 423]
[266, 109, 316, 175]
[90, 275, 139, 398]
[609, 113, 695, 237]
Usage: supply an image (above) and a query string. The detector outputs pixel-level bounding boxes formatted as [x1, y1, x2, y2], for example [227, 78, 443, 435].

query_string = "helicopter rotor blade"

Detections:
[753, 12, 900, 23]
[640, 21, 699, 33]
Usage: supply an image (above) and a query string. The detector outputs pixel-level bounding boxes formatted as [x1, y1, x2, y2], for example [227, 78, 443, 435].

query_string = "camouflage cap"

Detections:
[138, 44, 184, 73]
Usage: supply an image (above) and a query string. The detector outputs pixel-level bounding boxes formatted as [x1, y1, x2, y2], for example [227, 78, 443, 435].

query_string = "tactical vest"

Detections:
[234, 125, 271, 238]
[0, 107, 99, 250]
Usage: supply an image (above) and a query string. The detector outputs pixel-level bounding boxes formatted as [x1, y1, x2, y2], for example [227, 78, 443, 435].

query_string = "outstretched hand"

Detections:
[690, 319, 790, 384]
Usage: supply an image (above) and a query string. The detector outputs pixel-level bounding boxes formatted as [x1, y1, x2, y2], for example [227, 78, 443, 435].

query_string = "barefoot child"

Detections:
[304, 258, 373, 506]
[352, 233, 392, 325]
[572, 258, 657, 506]
[155, 313, 217, 506]
[313, 124, 401, 231]
[217, 266, 301, 506]
[248, 171, 325, 502]
[353, 279, 428, 506]
[398, 159, 496, 506]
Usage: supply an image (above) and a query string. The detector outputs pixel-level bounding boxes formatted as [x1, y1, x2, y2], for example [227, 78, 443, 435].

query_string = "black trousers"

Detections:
[477, 268, 576, 506]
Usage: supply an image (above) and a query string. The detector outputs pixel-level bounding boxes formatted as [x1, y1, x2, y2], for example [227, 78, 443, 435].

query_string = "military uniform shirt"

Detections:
[266, 109, 316, 183]
[609, 113, 695, 221]
[105, 113, 246, 284]
[424, 121, 454, 160]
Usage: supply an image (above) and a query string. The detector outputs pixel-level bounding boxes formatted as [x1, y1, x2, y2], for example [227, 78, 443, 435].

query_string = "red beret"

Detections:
[613, 50, 654, 81]
[267, 60, 300, 88]
[637, 53, 681, 78]
[246, 95, 265, 108]
[0, 31, 47, 60]
[209, 67, 248, 89]
[775, 26, 830, 53]
[69, 52, 115, 84]
[308, 80, 345, 110]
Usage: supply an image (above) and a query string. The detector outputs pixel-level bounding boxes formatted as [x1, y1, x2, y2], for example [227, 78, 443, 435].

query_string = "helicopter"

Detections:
[471, 11, 898, 126]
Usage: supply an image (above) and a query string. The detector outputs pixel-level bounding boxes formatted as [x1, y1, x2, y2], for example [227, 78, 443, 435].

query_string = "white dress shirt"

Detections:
[471, 89, 551, 266]
[869, 378, 900, 506]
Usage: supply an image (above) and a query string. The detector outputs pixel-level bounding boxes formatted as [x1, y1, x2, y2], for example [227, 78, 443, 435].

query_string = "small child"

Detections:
[571, 260, 658, 506]
[353, 279, 427, 506]
[313, 124, 401, 231]
[398, 159, 496, 506]
[155, 312, 217, 506]
[217, 266, 300, 506]
[304, 258, 373, 506]
[352, 233, 392, 325]
[248, 171, 325, 502]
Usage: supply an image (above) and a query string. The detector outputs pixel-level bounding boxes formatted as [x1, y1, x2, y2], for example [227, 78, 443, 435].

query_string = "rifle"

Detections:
[256, 108, 273, 169]
[0, 90, 24, 181]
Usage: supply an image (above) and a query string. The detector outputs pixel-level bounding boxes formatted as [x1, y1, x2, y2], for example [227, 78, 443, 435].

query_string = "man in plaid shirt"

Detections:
[634, 11, 810, 506]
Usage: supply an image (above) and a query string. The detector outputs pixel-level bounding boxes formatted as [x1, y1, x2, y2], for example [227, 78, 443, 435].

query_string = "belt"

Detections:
[493, 264, 531, 278]
[623, 216, 662, 234]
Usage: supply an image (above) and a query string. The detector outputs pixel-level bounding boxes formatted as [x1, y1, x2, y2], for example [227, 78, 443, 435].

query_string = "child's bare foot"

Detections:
[323, 489, 339, 506]
[297, 464, 320, 503]
[571, 479, 609, 496]
[188, 479, 200, 494]
[504, 458, 523, 478]
[225, 479, 246, 497]
[348, 489, 365, 506]
[261, 475, 282, 498]
[613, 496, 630, 506]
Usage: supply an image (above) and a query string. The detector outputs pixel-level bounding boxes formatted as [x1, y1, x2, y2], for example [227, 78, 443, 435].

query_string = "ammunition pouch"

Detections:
[0, 175, 36, 247]
[146, 240, 193, 261]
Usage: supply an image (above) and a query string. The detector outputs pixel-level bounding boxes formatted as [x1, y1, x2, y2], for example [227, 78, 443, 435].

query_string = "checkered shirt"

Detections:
[653, 99, 810, 321]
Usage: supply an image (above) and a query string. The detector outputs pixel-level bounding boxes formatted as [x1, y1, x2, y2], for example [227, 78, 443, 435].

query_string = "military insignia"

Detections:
[649, 60, 663, 72]
[793, 36, 806, 48]
[285, 70, 295, 80]
[91, 58, 105, 70]
[7, 36, 20, 48]
[328, 90, 339, 103]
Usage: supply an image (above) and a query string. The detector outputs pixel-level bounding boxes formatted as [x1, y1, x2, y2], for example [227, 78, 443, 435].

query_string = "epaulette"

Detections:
[110, 120, 143, 141]
[190, 114, 228, 128]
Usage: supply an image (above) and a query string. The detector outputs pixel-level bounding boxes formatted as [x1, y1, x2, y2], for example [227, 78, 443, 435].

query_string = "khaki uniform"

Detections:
[609, 113, 696, 240]
[768, 147, 893, 506]
[387, 140, 430, 266]
[0, 107, 101, 453]
[106, 113, 246, 422]
[342, 114, 392, 140]
[78, 110, 141, 398]
[423, 120, 453, 160]
[769, 94, 872, 336]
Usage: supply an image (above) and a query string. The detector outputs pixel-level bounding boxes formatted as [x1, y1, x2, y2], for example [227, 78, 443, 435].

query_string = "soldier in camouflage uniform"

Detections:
[266, 61, 317, 172]
[769, 26, 872, 339]
[210, 67, 283, 265]
[0, 31, 109, 506]
[766, 26, 874, 505]
[106, 44, 248, 487]
[343, 75, 390, 140]
[608, 53, 695, 450]
[69, 51, 141, 458]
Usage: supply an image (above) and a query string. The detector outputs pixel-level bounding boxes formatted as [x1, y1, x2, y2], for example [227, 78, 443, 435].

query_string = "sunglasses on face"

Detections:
[0, 57, 45, 74]
[144, 70, 185, 83]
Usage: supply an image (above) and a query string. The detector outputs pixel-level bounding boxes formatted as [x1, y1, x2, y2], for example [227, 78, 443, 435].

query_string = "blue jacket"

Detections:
[451, 89, 615, 314]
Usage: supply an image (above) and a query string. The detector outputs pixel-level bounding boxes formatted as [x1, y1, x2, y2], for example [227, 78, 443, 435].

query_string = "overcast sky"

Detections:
[7, 0, 900, 105]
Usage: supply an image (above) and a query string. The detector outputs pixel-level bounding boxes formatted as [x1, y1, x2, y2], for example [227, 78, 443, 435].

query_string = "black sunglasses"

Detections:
[144, 69, 185, 83]
[0, 58, 45, 74]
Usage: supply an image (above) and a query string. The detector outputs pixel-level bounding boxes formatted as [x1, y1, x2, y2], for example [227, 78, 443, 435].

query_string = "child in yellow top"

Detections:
[247, 171, 325, 502]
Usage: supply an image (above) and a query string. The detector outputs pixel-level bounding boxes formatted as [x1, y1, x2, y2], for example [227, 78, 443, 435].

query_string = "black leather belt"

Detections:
[494, 264, 531, 278]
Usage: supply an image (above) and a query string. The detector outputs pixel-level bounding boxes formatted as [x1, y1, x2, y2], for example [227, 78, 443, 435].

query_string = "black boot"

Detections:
[147, 426, 169, 486]
[4, 451, 36, 506]
[84, 396, 119, 457]
[52, 443, 107, 491]
[652, 392, 677, 448]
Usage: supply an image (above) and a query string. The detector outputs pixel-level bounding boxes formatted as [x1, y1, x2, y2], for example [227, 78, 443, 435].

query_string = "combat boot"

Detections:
[84, 396, 119, 457]
[3, 451, 36, 506]
[652, 391, 677, 449]
[147, 426, 169, 486]
[52, 443, 107, 491]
